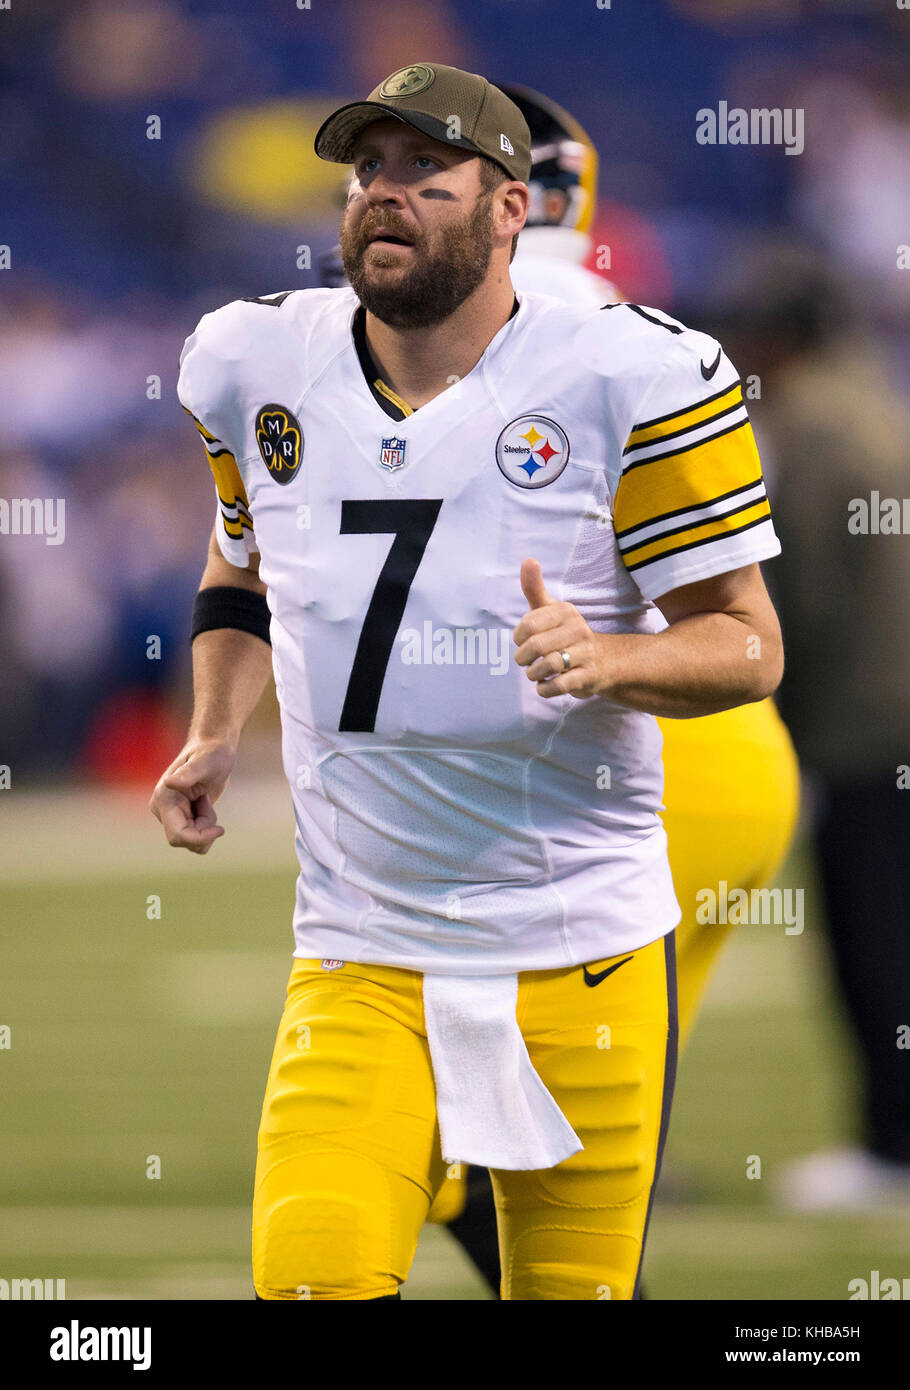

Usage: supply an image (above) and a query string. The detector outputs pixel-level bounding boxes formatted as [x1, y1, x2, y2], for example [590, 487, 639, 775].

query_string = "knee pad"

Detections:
[253, 1144, 425, 1300]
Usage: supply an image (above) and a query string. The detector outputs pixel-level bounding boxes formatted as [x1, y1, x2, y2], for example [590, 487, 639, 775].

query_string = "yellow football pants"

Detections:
[659, 698, 799, 1051]
[428, 697, 799, 1227]
[253, 933, 677, 1300]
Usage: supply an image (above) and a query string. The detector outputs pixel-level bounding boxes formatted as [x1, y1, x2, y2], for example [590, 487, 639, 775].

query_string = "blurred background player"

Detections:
[713, 245, 910, 1212]
[320, 84, 799, 1293]
[504, 86, 618, 310]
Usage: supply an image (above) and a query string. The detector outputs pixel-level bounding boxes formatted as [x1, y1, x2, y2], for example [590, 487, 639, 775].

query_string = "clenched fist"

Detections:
[149, 737, 236, 854]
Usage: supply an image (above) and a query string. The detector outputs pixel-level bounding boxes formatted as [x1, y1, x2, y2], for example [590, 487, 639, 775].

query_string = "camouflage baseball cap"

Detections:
[314, 62, 531, 182]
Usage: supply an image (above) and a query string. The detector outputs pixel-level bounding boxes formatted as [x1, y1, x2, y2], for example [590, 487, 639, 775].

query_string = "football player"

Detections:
[151, 63, 786, 1300]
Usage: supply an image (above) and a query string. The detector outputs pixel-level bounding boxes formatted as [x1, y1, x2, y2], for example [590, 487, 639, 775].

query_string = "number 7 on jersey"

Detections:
[338, 499, 443, 732]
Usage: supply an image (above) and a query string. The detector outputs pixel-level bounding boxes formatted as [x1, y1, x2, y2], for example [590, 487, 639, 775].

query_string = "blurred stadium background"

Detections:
[2, 0, 909, 1299]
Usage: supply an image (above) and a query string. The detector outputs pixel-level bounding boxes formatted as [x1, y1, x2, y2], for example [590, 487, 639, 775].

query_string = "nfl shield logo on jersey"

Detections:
[379, 436, 407, 472]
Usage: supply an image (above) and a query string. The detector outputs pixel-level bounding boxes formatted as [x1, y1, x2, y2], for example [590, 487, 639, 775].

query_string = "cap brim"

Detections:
[314, 101, 481, 165]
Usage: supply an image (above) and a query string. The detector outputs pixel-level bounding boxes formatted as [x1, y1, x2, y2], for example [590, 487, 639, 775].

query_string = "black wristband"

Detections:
[191, 586, 271, 646]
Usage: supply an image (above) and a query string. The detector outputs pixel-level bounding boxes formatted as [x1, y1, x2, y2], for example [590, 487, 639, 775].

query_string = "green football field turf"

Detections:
[2, 828, 907, 1300]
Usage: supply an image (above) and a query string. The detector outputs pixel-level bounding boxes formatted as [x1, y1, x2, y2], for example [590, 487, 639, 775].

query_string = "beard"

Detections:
[339, 193, 496, 329]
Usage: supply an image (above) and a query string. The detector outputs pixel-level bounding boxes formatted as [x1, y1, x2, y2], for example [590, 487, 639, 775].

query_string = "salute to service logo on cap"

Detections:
[314, 62, 532, 182]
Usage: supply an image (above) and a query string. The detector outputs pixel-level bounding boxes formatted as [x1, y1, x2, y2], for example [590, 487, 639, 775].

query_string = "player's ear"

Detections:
[497, 181, 529, 244]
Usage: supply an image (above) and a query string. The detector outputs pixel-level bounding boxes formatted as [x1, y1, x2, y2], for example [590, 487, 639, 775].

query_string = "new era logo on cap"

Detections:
[500, 133, 515, 155]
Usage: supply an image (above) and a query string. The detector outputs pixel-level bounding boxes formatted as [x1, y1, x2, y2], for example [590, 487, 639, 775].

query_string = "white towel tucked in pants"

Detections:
[421, 971, 583, 1171]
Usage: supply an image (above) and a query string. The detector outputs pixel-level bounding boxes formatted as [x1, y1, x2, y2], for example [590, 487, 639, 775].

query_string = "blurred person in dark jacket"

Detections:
[718, 244, 910, 1208]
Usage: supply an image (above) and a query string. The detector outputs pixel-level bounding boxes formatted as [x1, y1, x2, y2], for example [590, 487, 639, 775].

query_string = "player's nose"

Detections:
[361, 167, 409, 208]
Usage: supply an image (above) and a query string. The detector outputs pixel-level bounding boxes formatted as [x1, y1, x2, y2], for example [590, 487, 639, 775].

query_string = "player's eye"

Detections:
[414, 156, 438, 169]
[357, 157, 380, 174]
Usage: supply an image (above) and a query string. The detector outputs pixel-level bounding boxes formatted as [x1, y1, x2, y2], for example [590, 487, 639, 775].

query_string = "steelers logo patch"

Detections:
[495, 415, 570, 489]
[255, 404, 302, 485]
[380, 65, 436, 99]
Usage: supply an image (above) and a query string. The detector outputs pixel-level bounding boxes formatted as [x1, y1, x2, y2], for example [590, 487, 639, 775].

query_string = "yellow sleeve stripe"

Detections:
[623, 501, 772, 572]
[613, 421, 761, 532]
[206, 450, 251, 509]
[625, 381, 742, 451]
[621, 493, 770, 561]
[184, 408, 254, 540]
[192, 417, 219, 444]
[615, 476, 764, 542]
[222, 513, 254, 539]
[187, 411, 233, 456]
[186, 419, 251, 515]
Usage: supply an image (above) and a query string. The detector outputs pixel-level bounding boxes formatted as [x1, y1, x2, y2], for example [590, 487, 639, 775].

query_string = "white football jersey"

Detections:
[178, 287, 780, 973]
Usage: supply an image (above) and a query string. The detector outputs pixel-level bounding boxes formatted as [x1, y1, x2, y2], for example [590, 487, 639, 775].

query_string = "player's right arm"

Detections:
[150, 300, 276, 853]
[149, 525, 273, 854]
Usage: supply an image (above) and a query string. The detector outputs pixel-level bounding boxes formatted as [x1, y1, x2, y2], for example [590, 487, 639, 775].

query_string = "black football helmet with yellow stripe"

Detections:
[499, 84, 598, 235]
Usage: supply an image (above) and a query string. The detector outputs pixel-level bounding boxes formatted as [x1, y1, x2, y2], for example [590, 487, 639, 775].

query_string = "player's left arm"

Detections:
[516, 309, 786, 714]
[513, 556, 783, 716]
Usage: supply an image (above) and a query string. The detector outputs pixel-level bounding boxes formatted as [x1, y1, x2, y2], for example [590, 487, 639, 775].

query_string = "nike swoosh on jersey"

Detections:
[700, 348, 723, 380]
[582, 955, 634, 987]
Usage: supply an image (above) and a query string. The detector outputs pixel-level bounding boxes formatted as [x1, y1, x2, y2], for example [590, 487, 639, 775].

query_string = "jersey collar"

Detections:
[352, 296, 520, 423]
